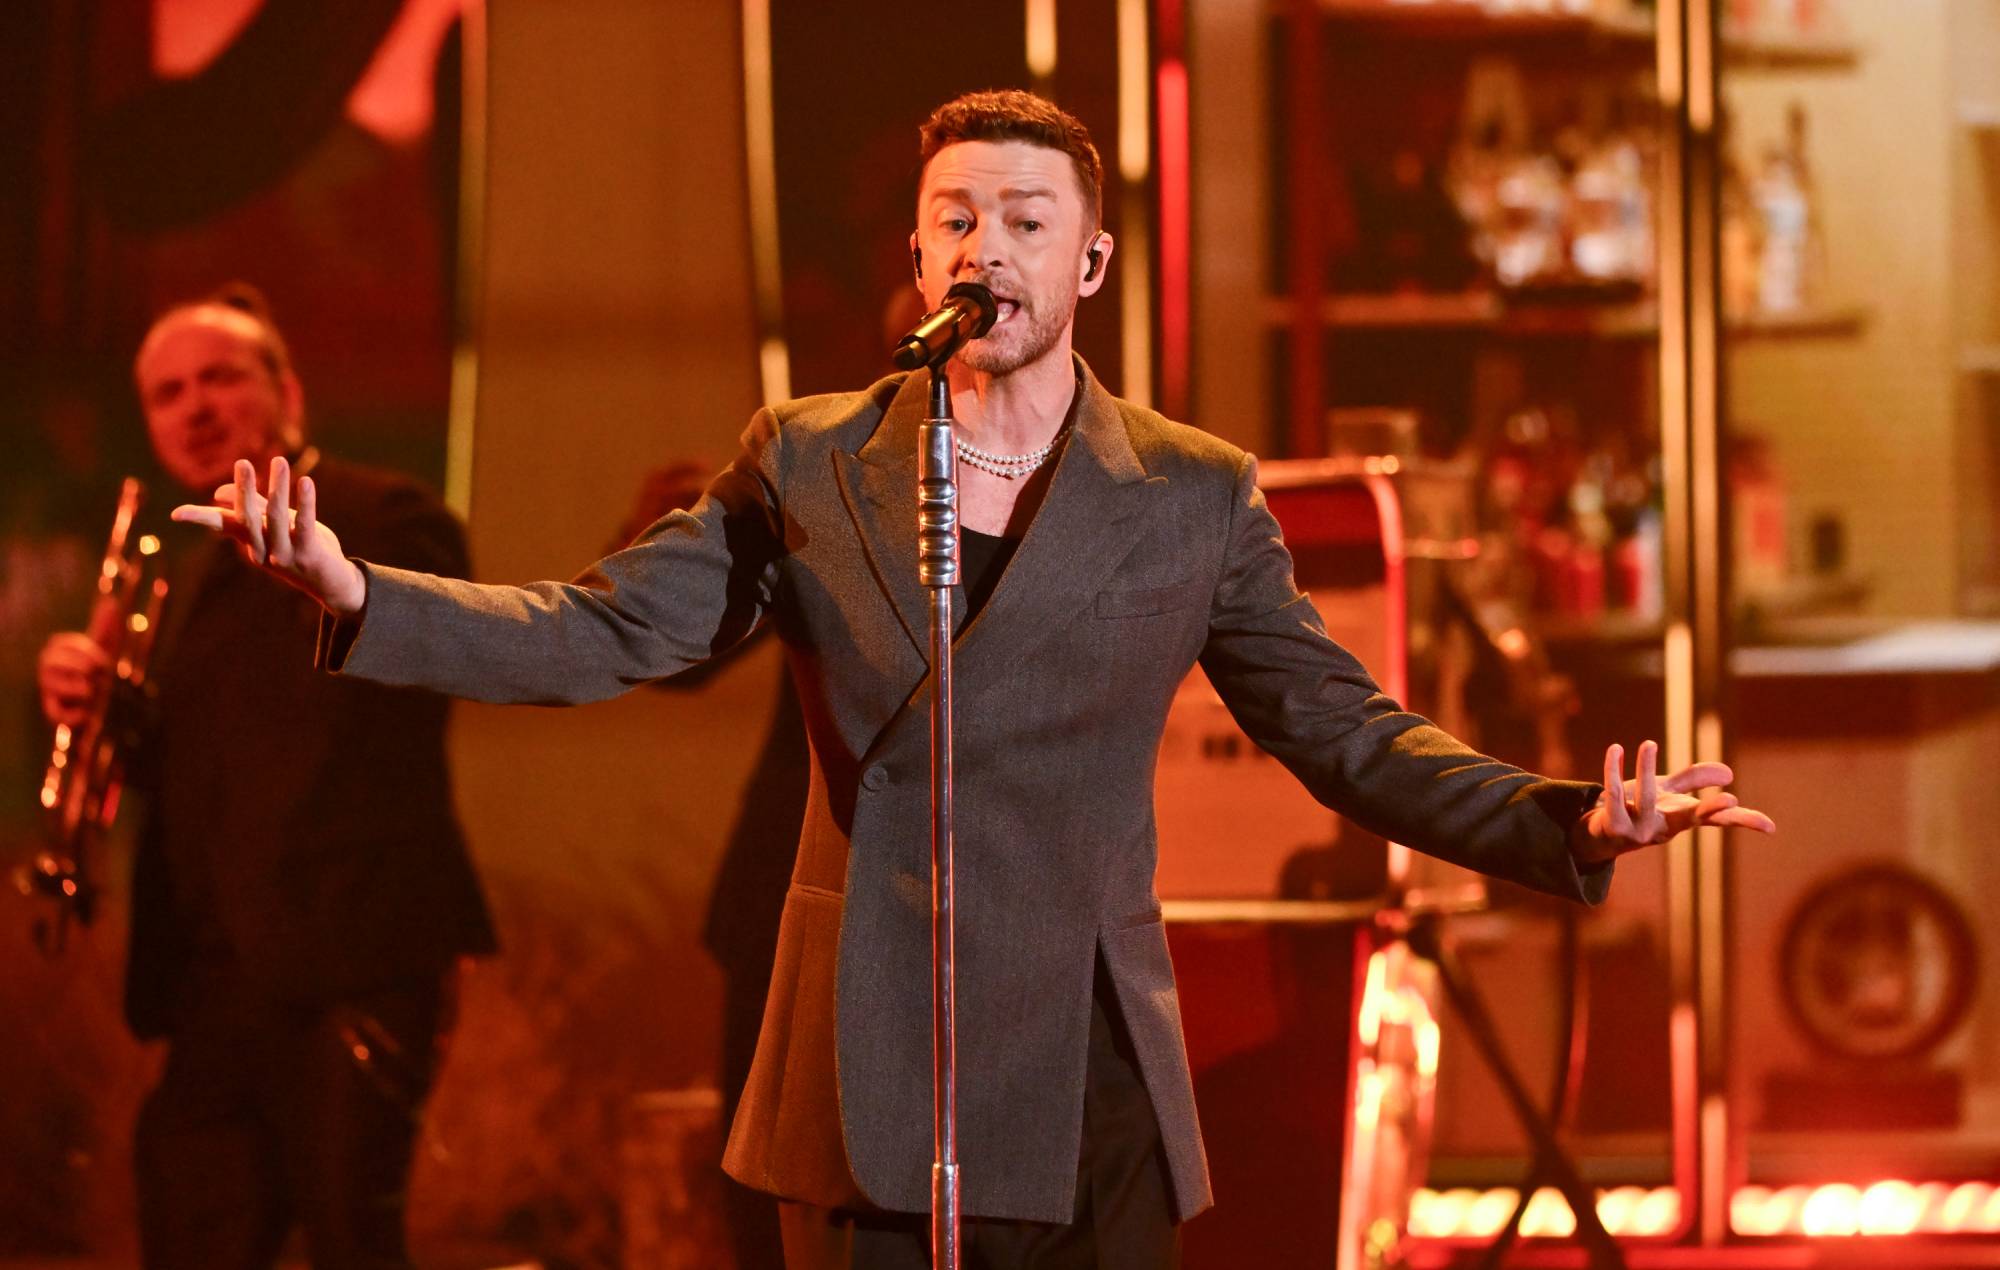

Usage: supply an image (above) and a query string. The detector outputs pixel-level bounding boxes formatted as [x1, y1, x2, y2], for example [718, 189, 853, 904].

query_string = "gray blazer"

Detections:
[329, 360, 1607, 1224]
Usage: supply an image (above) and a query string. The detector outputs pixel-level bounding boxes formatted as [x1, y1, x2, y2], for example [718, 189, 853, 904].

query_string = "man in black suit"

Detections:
[37, 285, 494, 1270]
[178, 95, 1774, 1270]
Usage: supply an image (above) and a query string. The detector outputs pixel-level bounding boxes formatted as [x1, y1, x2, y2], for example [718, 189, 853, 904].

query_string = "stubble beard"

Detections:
[957, 276, 1078, 376]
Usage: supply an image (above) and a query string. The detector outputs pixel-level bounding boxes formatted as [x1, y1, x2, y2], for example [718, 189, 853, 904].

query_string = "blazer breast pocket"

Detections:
[1094, 578, 1207, 619]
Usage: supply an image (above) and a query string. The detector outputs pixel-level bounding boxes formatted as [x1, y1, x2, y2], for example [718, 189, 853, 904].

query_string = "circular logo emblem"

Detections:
[1779, 864, 1978, 1061]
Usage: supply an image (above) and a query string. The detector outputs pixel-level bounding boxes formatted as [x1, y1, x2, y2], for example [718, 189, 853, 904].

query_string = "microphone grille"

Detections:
[944, 282, 998, 336]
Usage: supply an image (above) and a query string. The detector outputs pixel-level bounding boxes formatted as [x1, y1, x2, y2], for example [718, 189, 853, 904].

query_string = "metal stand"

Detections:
[1405, 914, 1626, 1270]
[916, 364, 961, 1269]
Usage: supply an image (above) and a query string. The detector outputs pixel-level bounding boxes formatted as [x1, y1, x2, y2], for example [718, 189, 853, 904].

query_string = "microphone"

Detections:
[891, 282, 999, 370]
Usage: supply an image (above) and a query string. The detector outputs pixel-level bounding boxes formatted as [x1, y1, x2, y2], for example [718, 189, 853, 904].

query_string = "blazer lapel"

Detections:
[832, 371, 932, 663]
[831, 359, 1165, 684]
[951, 362, 1162, 688]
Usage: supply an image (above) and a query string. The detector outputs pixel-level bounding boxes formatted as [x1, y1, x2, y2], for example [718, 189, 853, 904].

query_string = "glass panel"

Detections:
[1719, 0, 2000, 1237]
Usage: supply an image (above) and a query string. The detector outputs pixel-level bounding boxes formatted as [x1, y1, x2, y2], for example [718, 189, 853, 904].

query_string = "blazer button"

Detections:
[862, 764, 890, 791]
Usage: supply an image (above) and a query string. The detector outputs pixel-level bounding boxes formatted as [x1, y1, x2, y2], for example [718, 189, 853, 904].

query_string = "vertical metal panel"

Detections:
[1282, 0, 1323, 457]
[444, 0, 486, 520]
[741, 0, 787, 403]
[1658, 0, 1732, 1246]
[1118, 0, 1153, 409]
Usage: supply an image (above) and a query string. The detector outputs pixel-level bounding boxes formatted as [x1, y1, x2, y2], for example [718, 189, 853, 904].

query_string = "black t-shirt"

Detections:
[957, 526, 1021, 628]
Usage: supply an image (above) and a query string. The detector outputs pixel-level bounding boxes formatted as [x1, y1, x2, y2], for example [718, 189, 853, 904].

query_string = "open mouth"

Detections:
[990, 295, 1020, 327]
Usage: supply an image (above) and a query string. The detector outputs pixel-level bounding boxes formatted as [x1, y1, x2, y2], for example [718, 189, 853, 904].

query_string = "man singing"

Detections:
[175, 94, 1771, 1269]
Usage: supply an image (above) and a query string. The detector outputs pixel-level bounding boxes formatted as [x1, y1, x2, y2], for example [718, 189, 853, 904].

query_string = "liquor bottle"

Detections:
[1754, 142, 1810, 313]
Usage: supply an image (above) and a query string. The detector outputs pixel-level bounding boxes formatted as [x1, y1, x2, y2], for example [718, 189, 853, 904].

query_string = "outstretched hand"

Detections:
[1572, 739, 1776, 865]
[171, 456, 369, 616]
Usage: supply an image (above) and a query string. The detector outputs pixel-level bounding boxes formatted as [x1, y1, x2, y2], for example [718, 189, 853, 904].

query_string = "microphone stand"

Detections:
[916, 358, 962, 1269]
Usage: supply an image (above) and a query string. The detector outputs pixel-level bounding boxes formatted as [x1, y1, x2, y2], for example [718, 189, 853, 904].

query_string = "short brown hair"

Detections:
[919, 90, 1103, 229]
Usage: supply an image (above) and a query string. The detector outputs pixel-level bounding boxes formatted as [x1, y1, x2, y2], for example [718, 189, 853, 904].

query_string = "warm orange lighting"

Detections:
[1519, 1188, 1576, 1238]
[152, 0, 260, 77]
[1979, 1185, 2000, 1234]
[1938, 1182, 1989, 1231]
[1355, 1066, 1380, 1133]
[346, 0, 466, 144]
[1357, 948, 1388, 1047]
[1630, 1187, 1682, 1237]
[1465, 1188, 1518, 1238]
[1724, 1179, 2000, 1237]
[1025, 0, 1056, 79]
[1596, 1185, 1648, 1235]
[1733, 1185, 1800, 1236]
[1410, 1189, 1475, 1239]
[1414, 1016, 1440, 1080]
[1356, 943, 1439, 1060]
[138, 534, 162, 556]
[1407, 1179, 2000, 1241]
[1859, 1180, 1925, 1235]
[1801, 1183, 1863, 1236]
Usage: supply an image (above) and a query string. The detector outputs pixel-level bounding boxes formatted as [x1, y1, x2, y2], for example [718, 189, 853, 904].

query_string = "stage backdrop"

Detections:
[0, 0, 470, 1258]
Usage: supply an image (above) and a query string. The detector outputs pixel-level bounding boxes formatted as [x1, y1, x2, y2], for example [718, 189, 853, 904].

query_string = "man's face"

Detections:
[913, 139, 1108, 376]
[135, 310, 299, 493]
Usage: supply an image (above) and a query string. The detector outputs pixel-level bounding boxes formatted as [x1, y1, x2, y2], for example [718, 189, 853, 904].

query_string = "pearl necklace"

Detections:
[955, 425, 1069, 480]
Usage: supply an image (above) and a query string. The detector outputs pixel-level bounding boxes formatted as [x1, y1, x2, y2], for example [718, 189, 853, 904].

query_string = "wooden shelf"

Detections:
[1725, 304, 1871, 340]
[1720, 28, 1863, 71]
[1263, 292, 1870, 341]
[1303, 1, 1862, 68]
[1537, 610, 1665, 645]
[1307, 0, 1653, 45]
[1262, 290, 1500, 329]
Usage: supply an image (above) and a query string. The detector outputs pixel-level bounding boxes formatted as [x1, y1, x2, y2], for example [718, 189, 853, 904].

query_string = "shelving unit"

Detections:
[1307, 0, 1654, 44]
[1953, 3, 2000, 611]
[1719, 28, 1861, 71]
[1184, 3, 2000, 1263]
[1305, 0, 1860, 67]
[1269, 0, 1870, 456]
[1261, 291, 1869, 341]
[1176, 0, 2000, 1256]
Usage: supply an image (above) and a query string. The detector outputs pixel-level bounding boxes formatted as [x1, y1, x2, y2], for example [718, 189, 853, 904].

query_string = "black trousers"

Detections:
[134, 969, 446, 1270]
[780, 965, 1180, 1270]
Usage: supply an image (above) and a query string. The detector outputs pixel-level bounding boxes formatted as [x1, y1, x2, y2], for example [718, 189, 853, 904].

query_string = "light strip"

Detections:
[1115, 0, 1151, 408]
[741, 0, 789, 402]
[443, 0, 487, 520]
[1652, 0, 1700, 1236]
[1155, 56, 1190, 418]
[1410, 1182, 2000, 1240]
[1026, 0, 1057, 81]
[1120, 209, 1153, 410]
[1116, 0, 1150, 183]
